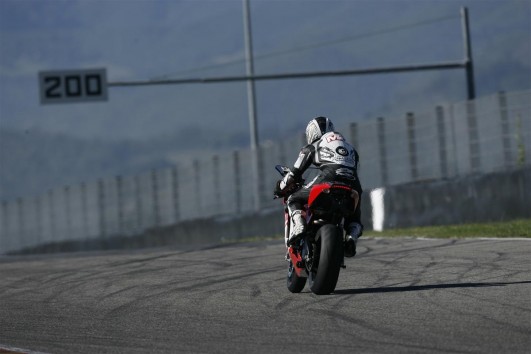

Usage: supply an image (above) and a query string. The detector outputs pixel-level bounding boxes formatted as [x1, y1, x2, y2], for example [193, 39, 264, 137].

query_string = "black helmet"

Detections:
[305, 116, 335, 144]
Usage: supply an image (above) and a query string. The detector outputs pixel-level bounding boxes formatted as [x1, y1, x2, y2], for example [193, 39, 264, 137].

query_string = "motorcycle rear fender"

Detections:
[308, 183, 360, 212]
[308, 183, 332, 206]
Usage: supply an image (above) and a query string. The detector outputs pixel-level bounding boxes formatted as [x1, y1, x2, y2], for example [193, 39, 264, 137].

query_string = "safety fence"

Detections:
[1, 90, 530, 254]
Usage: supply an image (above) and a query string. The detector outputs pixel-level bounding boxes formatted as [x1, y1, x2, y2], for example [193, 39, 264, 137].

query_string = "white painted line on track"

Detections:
[474, 237, 531, 241]
[0, 344, 48, 354]
[366, 236, 531, 241]
[414, 237, 531, 241]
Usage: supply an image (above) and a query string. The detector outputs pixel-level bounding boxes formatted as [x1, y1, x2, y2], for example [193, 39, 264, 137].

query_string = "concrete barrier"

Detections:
[10, 167, 529, 254]
[380, 166, 530, 229]
[12, 193, 373, 254]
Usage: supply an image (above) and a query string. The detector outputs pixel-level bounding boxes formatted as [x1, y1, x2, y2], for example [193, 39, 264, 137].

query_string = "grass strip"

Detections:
[224, 219, 531, 244]
[364, 218, 531, 238]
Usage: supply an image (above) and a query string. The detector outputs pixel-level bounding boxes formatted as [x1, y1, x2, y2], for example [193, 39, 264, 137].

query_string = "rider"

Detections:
[274, 116, 363, 257]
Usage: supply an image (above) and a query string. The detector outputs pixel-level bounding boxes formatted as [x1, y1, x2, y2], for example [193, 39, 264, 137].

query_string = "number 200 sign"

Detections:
[39, 68, 108, 104]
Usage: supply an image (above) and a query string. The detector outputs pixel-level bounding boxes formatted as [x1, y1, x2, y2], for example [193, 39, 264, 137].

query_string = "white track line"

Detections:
[0, 344, 48, 354]
[367, 236, 531, 241]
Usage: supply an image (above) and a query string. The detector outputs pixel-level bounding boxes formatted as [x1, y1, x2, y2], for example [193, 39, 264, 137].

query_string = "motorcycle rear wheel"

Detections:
[308, 224, 343, 295]
[287, 261, 307, 293]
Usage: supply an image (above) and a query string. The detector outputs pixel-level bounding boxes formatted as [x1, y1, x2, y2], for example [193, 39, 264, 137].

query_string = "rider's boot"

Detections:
[344, 222, 363, 258]
[287, 210, 306, 245]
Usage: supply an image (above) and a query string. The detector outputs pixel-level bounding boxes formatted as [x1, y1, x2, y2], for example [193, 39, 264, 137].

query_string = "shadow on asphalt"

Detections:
[334, 280, 531, 295]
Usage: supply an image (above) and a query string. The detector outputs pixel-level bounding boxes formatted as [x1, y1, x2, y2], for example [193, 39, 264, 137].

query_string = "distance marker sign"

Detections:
[39, 68, 108, 104]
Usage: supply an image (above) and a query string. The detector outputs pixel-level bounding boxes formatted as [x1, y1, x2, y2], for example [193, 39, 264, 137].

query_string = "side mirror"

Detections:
[275, 165, 291, 177]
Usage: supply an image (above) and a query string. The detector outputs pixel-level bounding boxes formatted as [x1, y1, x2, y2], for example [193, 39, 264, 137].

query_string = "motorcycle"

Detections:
[274, 165, 360, 295]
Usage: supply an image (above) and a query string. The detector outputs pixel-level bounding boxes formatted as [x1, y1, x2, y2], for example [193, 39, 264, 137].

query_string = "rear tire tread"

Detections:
[309, 224, 343, 295]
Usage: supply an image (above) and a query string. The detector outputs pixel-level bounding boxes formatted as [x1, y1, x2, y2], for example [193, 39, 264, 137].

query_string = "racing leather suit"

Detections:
[283, 131, 363, 227]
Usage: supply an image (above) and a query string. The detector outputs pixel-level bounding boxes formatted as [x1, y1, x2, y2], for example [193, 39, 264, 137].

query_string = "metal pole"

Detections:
[243, 0, 261, 212]
[461, 6, 476, 100]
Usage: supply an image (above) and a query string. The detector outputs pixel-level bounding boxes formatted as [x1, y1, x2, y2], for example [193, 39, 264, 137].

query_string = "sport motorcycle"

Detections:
[274, 165, 360, 295]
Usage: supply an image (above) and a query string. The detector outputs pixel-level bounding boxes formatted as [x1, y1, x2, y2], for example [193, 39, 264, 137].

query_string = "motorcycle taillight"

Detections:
[330, 185, 352, 192]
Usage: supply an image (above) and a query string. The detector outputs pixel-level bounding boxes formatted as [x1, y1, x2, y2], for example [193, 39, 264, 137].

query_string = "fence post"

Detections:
[81, 182, 88, 239]
[498, 91, 513, 168]
[151, 170, 160, 227]
[233, 151, 242, 214]
[257, 147, 266, 206]
[448, 103, 460, 177]
[213, 155, 221, 212]
[466, 100, 481, 173]
[406, 112, 419, 181]
[377, 117, 388, 186]
[97, 180, 106, 238]
[171, 167, 180, 223]
[193, 160, 201, 216]
[1, 201, 8, 253]
[17, 198, 24, 250]
[135, 175, 143, 233]
[48, 189, 56, 243]
[32, 196, 40, 248]
[116, 176, 124, 235]
[64, 186, 72, 239]
[436, 106, 449, 179]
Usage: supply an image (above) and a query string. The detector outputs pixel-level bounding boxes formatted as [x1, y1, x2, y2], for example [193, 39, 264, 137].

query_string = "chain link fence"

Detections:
[1, 90, 530, 254]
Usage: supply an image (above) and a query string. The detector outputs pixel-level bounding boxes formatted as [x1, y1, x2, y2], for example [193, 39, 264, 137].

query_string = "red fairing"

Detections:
[308, 183, 331, 206]
[308, 183, 356, 207]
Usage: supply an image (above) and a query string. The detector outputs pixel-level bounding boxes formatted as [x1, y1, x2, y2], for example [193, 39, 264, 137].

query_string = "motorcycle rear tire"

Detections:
[309, 224, 343, 295]
[287, 261, 307, 293]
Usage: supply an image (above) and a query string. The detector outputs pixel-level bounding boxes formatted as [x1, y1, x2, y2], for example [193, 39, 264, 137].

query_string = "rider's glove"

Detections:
[273, 180, 284, 198]
[274, 171, 297, 198]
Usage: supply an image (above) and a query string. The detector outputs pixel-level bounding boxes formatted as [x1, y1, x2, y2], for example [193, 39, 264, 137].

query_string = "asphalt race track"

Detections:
[1, 238, 530, 353]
